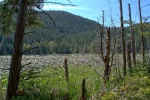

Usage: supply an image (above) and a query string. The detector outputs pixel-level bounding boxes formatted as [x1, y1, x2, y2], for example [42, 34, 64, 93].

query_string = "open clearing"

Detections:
[0, 54, 143, 73]
[0, 54, 99, 71]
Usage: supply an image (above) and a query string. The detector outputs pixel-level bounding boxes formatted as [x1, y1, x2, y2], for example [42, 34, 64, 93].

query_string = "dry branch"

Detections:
[22, 47, 39, 53]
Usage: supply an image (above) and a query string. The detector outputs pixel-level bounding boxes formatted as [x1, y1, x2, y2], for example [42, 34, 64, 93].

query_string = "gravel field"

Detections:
[0, 54, 143, 74]
[0, 54, 100, 73]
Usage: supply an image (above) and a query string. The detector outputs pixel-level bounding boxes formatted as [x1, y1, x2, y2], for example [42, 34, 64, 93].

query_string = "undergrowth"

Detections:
[13, 66, 98, 100]
[0, 62, 150, 100]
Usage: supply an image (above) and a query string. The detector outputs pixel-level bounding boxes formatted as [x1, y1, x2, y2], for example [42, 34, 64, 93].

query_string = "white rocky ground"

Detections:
[0, 54, 101, 74]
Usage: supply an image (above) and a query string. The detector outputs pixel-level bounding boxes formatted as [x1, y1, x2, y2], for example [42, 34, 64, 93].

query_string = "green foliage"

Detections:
[99, 65, 150, 100]
[12, 66, 98, 100]
[26, 10, 44, 29]
[102, 91, 117, 100]
[0, 0, 44, 34]
[0, 11, 98, 55]
[0, 72, 8, 100]
[1, 11, 149, 55]
[0, 1, 16, 34]
[0, 60, 150, 100]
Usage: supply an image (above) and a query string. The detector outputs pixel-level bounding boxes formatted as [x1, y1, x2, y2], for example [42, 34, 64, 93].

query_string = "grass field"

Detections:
[0, 65, 100, 100]
[0, 54, 149, 100]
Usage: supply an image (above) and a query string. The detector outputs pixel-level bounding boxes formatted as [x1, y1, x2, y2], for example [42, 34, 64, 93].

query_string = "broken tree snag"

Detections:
[64, 58, 69, 85]
[104, 28, 111, 82]
[80, 79, 86, 100]
[119, 0, 126, 76]
[128, 3, 136, 66]
[127, 41, 132, 73]
[138, 0, 145, 65]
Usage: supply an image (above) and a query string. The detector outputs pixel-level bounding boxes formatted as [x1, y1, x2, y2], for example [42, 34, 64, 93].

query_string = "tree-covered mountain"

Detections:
[0, 11, 98, 55]
[0, 11, 149, 55]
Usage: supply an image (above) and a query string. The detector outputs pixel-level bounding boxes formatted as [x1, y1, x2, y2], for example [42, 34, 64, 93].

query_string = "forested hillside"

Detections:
[0, 11, 98, 55]
[0, 11, 149, 55]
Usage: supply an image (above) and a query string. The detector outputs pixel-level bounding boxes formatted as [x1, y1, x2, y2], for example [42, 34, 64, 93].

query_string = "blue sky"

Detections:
[43, 0, 150, 26]
[0, 0, 149, 25]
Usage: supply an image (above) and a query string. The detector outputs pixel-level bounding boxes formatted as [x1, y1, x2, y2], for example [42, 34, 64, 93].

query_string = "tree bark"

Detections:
[128, 3, 136, 66]
[138, 0, 145, 65]
[148, 37, 150, 73]
[104, 28, 111, 81]
[127, 41, 132, 72]
[64, 58, 69, 85]
[80, 79, 86, 100]
[100, 10, 104, 61]
[119, 0, 126, 76]
[98, 12, 112, 82]
[104, 64, 110, 81]
[6, 0, 27, 100]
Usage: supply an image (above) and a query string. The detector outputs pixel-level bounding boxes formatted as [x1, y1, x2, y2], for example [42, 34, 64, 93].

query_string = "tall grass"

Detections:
[0, 55, 150, 100]
[13, 66, 99, 100]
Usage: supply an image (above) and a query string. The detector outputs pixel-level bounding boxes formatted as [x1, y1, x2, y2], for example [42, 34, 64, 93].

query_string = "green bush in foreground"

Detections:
[101, 69, 150, 100]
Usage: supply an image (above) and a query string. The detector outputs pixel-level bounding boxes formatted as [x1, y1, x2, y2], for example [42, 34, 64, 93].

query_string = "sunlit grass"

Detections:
[16, 66, 99, 100]
[0, 54, 149, 100]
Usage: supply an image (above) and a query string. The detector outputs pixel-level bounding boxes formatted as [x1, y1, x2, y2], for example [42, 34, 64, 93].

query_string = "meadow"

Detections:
[0, 54, 150, 100]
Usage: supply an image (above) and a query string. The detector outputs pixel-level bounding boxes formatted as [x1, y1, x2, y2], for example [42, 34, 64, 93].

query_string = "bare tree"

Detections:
[138, 0, 145, 65]
[126, 41, 132, 73]
[128, 3, 136, 66]
[95, 11, 117, 82]
[104, 28, 111, 81]
[119, 0, 126, 76]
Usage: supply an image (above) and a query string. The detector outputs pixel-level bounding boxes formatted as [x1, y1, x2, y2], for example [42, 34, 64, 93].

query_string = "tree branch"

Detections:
[34, 4, 56, 26]
[22, 46, 39, 53]
[37, 2, 76, 6]
[21, 62, 32, 69]
[97, 17, 105, 61]
[0, 68, 10, 70]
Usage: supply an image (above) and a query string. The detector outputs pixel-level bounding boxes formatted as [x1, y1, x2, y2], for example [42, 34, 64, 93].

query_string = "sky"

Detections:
[43, 0, 150, 26]
[0, 0, 149, 25]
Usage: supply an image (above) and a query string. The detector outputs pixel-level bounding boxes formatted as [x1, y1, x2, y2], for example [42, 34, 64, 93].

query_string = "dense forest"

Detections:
[0, 11, 149, 55]
[0, 11, 98, 55]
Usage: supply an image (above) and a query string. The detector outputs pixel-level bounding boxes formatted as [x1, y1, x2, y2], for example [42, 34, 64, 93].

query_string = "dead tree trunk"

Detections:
[104, 28, 111, 81]
[138, 0, 145, 65]
[96, 11, 117, 83]
[147, 37, 150, 73]
[119, 0, 126, 76]
[6, 0, 27, 100]
[98, 11, 111, 82]
[80, 79, 86, 100]
[64, 58, 69, 85]
[127, 41, 132, 72]
[128, 3, 136, 66]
